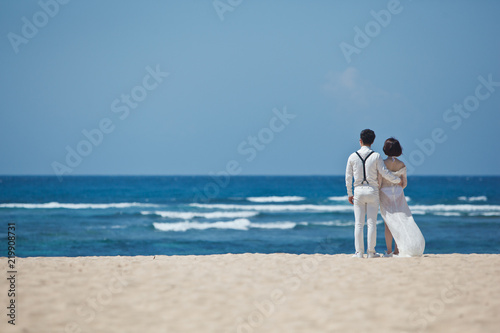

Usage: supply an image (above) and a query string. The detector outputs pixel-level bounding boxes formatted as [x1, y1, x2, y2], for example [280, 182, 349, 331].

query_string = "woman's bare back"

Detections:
[380, 157, 407, 189]
[384, 157, 405, 172]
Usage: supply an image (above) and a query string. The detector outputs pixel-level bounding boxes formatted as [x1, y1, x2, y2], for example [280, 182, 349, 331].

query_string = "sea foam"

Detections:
[188, 203, 500, 216]
[190, 203, 353, 212]
[153, 219, 297, 232]
[141, 211, 258, 219]
[409, 204, 500, 213]
[458, 196, 487, 202]
[328, 196, 349, 201]
[0, 202, 158, 209]
[433, 212, 461, 217]
[152, 219, 384, 232]
[409, 204, 500, 216]
[246, 196, 305, 203]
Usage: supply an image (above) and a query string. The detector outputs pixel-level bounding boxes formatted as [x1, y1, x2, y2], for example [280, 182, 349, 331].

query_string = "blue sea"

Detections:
[1, 176, 499, 257]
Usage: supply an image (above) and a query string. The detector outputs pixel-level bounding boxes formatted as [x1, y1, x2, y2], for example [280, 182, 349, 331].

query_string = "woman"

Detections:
[378, 138, 425, 257]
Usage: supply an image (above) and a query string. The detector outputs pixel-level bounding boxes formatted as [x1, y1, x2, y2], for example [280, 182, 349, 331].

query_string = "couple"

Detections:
[345, 129, 425, 258]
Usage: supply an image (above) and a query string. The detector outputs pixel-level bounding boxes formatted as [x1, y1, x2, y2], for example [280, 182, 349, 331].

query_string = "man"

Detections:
[345, 129, 402, 258]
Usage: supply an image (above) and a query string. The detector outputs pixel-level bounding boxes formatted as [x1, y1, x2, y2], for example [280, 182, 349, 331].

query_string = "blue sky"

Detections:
[1, 0, 499, 176]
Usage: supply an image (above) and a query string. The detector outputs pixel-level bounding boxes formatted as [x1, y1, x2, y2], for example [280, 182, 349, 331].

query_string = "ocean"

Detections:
[1, 176, 499, 257]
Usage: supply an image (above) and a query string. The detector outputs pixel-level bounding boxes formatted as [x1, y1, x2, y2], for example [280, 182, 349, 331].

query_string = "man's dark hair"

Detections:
[383, 137, 403, 157]
[360, 129, 375, 145]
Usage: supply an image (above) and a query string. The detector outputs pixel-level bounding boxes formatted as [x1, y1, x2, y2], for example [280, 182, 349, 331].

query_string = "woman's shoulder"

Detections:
[394, 160, 406, 174]
[395, 159, 406, 169]
[395, 166, 407, 174]
[383, 157, 406, 172]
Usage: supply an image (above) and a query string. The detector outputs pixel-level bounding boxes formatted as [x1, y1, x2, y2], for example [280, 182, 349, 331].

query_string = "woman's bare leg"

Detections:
[384, 222, 393, 253]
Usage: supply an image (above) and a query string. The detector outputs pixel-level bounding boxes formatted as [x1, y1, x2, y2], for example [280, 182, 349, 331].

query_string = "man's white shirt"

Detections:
[345, 146, 400, 197]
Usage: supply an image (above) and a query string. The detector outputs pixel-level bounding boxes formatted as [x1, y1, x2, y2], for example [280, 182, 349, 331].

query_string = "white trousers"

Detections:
[353, 185, 379, 254]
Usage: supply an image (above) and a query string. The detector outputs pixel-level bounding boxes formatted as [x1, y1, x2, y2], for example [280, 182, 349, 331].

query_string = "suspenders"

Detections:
[355, 151, 375, 185]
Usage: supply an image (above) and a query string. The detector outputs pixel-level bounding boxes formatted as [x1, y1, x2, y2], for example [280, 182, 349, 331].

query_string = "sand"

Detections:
[1, 253, 499, 333]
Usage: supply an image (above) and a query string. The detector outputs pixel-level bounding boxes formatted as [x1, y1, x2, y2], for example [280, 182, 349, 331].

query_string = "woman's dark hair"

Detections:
[360, 129, 375, 145]
[383, 137, 403, 157]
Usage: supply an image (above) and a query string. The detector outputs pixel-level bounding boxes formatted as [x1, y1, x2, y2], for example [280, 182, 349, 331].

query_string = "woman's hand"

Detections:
[348, 196, 354, 205]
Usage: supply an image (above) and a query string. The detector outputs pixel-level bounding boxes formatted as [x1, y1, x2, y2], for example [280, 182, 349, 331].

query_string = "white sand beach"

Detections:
[1, 254, 499, 333]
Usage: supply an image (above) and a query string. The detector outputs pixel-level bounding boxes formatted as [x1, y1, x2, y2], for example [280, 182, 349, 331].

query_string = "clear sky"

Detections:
[1, 0, 499, 176]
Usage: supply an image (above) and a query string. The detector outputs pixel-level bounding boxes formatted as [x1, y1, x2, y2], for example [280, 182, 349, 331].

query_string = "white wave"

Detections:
[249, 222, 296, 229]
[313, 221, 346, 226]
[276, 220, 382, 228]
[328, 196, 348, 201]
[141, 210, 257, 219]
[409, 204, 500, 213]
[190, 203, 353, 213]
[458, 196, 487, 202]
[153, 219, 297, 232]
[0, 202, 158, 209]
[153, 219, 250, 232]
[155, 219, 384, 232]
[309, 220, 358, 227]
[246, 196, 305, 203]
[154, 219, 386, 232]
[470, 212, 500, 217]
[433, 212, 461, 217]
[405, 196, 411, 202]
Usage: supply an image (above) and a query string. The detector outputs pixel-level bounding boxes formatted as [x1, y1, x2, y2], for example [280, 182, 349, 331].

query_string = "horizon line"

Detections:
[1, 174, 499, 177]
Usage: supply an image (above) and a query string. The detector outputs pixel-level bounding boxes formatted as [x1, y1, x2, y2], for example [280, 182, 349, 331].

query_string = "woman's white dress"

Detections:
[379, 167, 425, 257]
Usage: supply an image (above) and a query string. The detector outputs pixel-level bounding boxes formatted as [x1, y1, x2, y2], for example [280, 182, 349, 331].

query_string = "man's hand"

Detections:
[348, 196, 354, 205]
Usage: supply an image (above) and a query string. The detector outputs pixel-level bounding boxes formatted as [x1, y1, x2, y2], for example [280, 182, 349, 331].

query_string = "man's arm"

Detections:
[345, 156, 354, 204]
[401, 166, 407, 189]
[376, 157, 400, 184]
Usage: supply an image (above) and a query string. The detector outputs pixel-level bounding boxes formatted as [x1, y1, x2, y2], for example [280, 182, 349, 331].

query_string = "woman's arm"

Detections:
[400, 163, 407, 189]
